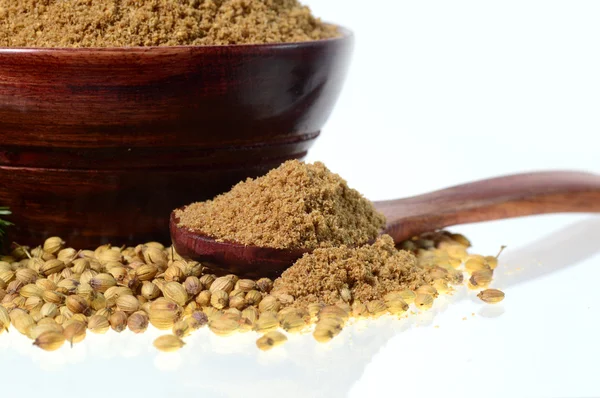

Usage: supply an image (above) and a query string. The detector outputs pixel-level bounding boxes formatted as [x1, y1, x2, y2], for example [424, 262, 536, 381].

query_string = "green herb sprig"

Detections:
[0, 206, 13, 239]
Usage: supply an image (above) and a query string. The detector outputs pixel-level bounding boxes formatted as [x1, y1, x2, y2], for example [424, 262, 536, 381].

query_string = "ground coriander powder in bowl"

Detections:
[175, 160, 387, 250]
[0, 0, 340, 47]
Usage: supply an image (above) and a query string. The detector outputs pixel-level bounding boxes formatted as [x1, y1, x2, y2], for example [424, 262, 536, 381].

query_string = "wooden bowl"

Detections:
[0, 28, 354, 249]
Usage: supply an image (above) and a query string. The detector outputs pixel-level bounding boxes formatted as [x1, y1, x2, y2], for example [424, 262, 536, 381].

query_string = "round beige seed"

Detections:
[477, 289, 505, 304]
[63, 321, 87, 346]
[414, 294, 434, 310]
[109, 311, 128, 333]
[33, 330, 65, 351]
[87, 315, 110, 334]
[209, 277, 234, 294]
[163, 282, 188, 306]
[258, 295, 280, 313]
[210, 290, 229, 310]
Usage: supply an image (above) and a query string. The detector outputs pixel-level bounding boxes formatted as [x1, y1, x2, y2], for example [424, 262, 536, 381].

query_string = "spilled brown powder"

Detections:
[176, 160, 386, 250]
[272, 235, 430, 308]
[0, 0, 339, 48]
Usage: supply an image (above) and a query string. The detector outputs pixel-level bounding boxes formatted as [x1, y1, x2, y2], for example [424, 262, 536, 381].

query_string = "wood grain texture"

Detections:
[375, 171, 600, 243]
[2, 162, 289, 248]
[0, 29, 354, 248]
[170, 170, 600, 278]
[170, 210, 309, 279]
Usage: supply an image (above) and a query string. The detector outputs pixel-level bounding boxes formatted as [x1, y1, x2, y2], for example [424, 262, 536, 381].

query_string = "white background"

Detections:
[1, 1, 600, 398]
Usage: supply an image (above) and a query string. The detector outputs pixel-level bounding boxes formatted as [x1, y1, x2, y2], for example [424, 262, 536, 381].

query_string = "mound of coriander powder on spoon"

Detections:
[175, 160, 387, 250]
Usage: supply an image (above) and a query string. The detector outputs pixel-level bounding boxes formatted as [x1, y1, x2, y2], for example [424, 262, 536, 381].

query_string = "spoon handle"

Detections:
[374, 171, 600, 243]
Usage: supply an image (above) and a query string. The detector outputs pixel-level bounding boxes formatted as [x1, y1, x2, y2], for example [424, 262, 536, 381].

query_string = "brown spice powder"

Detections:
[0, 0, 339, 48]
[177, 160, 387, 250]
[272, 235, 430, 308]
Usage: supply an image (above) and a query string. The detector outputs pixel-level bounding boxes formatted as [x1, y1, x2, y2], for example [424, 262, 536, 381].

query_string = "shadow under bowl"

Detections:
[0, 27, 354, 248]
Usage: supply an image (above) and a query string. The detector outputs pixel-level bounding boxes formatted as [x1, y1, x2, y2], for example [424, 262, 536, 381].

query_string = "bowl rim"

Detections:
[0, 25, 353, 54]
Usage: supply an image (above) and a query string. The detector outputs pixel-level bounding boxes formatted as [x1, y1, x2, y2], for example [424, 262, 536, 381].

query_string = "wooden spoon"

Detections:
[170, 171, 600, 278]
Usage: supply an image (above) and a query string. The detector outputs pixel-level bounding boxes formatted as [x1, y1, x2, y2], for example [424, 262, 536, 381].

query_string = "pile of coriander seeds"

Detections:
[0, 233, 505, 353]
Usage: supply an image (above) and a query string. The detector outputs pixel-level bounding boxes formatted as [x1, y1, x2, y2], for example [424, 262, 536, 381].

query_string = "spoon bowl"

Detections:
[170, 171, 600, 278]
[170, 210, 309, 278]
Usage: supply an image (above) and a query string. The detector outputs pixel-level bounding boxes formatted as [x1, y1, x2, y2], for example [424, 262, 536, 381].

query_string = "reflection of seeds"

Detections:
[241, 307, 258, 327]
[153, 335, 185, 352]
[313, 317, 344, 343]
[188, 311, 209, 330]
[254, 312, 279, 333]
[208, 317, 239, 336]
[280, 313, 306, 333]
[256, 331, 287, 351]
[172, 320, 191, 338]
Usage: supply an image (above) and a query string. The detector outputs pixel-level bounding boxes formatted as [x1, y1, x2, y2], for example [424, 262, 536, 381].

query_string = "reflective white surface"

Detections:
[2, 1, 600, 397]
[1, 216, 599, 398]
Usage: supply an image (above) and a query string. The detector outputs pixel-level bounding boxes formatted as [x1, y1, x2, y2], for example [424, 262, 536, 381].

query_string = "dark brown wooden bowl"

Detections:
[0, 28, 354, 249]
